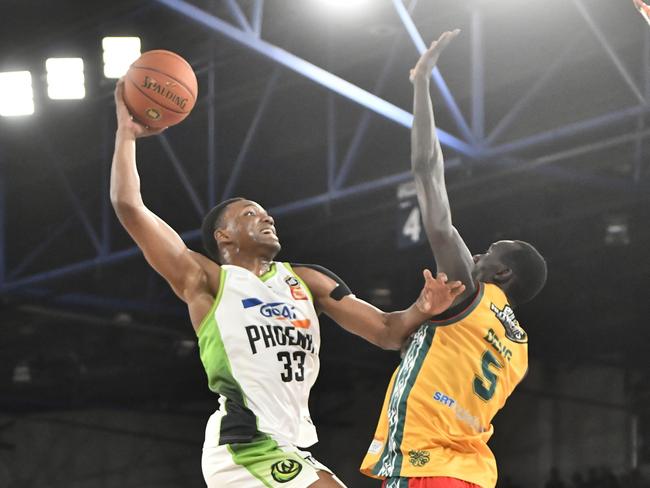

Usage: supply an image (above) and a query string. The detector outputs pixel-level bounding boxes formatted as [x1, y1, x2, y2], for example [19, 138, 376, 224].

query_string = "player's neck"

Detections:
[228, 255, 275, 277]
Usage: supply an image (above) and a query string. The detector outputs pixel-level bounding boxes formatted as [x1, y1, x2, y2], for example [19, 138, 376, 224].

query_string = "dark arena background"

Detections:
[1, 0, 650, 487]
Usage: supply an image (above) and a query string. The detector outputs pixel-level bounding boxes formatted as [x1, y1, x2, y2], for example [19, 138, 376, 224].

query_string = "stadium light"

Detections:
[314, 0, 369, 11]
[102, 37, 141, 78]
[320, 0, 367, 5]
[0, 71, 34, 116]
[46, 58, 85, 100]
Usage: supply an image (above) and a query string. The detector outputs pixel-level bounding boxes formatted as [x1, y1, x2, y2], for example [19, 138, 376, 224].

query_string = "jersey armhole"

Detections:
[196, 267, 228, 337]
[429, 281, 484, 326]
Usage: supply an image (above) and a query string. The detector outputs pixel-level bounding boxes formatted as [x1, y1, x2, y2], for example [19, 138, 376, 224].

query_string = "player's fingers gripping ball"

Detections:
[123, 49, 198, 129]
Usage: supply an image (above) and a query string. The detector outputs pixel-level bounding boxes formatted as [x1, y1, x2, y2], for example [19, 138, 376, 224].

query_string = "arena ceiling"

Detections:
[1, 0, 649, 408]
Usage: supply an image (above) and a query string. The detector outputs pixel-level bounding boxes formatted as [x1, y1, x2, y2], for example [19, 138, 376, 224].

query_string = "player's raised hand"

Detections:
[410, 29, 460, 83]
[415, 269, 465, 316]
[634, 0, 650, 24]
[114, 78, 167, 139]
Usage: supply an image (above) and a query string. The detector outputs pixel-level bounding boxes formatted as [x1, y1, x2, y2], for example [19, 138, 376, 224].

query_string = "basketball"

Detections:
[123, 49, 198, 129]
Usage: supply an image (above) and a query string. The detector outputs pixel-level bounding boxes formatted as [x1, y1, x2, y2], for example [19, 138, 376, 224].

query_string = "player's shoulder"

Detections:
[290, 263, 337, 278]
[289, 263, 332, 286]
[289, 263, 351, 299]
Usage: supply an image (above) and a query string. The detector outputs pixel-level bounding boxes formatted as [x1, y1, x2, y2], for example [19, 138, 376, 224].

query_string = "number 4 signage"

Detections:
[397, 181, 426, 249]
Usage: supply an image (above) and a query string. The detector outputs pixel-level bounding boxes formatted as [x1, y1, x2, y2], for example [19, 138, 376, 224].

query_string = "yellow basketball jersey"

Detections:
[360, 283, 528, 488]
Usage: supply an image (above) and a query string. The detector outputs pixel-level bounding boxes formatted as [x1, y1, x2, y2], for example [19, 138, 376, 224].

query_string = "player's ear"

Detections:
[493, 267, 513, 284]
[215, 228, 231, 246]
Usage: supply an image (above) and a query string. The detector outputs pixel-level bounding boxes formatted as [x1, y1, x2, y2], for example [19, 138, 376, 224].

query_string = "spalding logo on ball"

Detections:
[123, 50, 198, 129]
[145, 108, 161, 120]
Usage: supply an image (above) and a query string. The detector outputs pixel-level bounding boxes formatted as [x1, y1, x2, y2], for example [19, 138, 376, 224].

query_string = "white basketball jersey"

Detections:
[197, 262, 320, 447]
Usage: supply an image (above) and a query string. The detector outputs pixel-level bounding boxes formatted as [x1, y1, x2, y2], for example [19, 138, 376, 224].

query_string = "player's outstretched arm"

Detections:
[410, 30, 475, 297]
[295, 266, 464, 350]
[110, 79, 213, 303]
[634, 0, 650, 24]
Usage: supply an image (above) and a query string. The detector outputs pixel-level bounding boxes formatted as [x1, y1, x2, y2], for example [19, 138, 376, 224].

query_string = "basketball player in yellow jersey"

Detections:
[360, 31, 548, 488]
[634, 0, 650, 24]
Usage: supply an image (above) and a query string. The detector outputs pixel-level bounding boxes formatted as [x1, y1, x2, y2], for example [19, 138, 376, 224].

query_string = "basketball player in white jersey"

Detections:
[110, 79, 466, 488]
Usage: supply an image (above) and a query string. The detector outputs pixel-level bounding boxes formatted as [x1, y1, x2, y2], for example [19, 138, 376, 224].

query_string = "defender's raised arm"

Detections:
[410, 30, 475, 300]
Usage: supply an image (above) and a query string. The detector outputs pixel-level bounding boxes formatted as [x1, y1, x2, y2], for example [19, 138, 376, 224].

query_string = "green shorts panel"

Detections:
[203, 435, 333, 487]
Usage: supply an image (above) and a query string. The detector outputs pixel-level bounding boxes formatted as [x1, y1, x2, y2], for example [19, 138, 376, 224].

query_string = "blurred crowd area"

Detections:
[497, 467, 650, 488]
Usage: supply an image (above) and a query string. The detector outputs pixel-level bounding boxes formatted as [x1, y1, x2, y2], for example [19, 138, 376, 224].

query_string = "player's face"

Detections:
[471, 240, 517, 282]
[223, 200, 281, 256]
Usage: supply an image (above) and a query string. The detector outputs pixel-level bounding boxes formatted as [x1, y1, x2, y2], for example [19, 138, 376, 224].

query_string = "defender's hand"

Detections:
[114, 78, 166, 139]
[409, 29, 460, 83]
[634, 0, 650, 24]
[416, 270, 465, 317]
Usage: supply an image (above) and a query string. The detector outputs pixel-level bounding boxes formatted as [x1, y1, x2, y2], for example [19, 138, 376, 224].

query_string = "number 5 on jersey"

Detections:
[473, 350, 503, 401]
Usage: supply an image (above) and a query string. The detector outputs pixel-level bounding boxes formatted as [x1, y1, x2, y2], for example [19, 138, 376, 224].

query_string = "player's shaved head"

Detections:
[501, 240, 547, 305]
[473, 240, 547, 306]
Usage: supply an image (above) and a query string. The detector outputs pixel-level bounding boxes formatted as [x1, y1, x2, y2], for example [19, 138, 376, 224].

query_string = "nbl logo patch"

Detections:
[285, 276, 300, 287]
[285, 275, 308, 301]
[271, 459, 302, 483]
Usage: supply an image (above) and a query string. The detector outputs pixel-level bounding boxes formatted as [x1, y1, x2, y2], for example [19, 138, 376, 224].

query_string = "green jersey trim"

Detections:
[197, 267, 260, 443]
[196, 267, 227, 337]
[259, 262, 278, 282]
[283, 262, 314, 303]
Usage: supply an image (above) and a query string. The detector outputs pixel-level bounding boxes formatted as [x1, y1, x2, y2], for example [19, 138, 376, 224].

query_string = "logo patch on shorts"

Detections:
[271, 459, 302, 483]
[408, 449, 430, 467]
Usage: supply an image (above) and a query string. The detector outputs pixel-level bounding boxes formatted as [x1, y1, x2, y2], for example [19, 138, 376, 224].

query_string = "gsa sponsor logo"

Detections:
[242, 298, 310, 328]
